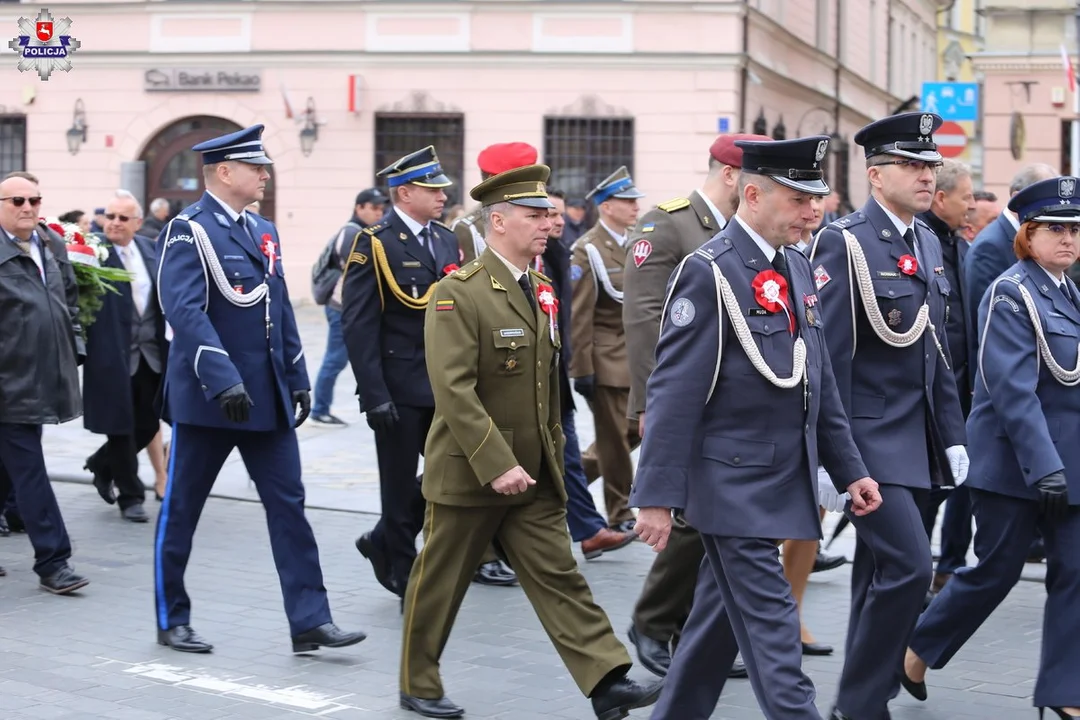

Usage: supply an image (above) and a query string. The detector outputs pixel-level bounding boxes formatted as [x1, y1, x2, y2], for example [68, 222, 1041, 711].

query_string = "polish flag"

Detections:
[281, 84, 295, 120]
[1062, 44, 1076, 94]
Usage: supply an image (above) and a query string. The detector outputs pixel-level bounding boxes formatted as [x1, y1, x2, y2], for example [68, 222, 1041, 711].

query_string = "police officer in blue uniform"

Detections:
[902, 177, 1080, 719]
[155, 124, 366, 654]
[809, 112, 969, 720]
[632, 135, 882, 720]
[341, 146, 467, 600]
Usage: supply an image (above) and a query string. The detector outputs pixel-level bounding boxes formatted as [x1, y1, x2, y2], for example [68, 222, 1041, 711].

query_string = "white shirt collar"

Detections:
[873, 196, 915, 238]
[599, 219, 627, 246]
[734, 215, 777, 262]
[694, 189, 728, 229]
[1003, 209, 1020, 231]
[488, 246, 527, 281]
[1036, 262, 1066, 285]
[206, 190, 246, 225]
[394, 205, 430, 239]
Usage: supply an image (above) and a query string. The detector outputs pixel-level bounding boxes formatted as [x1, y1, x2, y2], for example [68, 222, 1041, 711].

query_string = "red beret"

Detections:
[477, 142, 539, 175]
[709, 133, 773, 168]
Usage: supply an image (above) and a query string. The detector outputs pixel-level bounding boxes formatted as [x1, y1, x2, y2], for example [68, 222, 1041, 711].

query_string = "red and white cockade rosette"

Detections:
[751, 269, 795, 334]
[537, 283, 559, 343]
[898, 254, 918, 276]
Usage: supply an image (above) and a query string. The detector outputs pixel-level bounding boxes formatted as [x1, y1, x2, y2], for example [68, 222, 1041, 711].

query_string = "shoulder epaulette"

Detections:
[657, 197, 691, 213]
[364, 222, 386, 235]
[528, 267, 552, 284]
[831, 212, 866, 230]
[452, 260, 485, 281]
[432, 219, 451, 232]
[914, 217, 932, 232]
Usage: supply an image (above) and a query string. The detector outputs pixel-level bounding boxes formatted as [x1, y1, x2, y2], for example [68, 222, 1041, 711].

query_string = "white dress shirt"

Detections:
[117, 242, 151, 316]
[695, 189, 728, 229]
[734, 215, 778, 263]
[489, 246, 527, 281]
[599, 220, 628, 247]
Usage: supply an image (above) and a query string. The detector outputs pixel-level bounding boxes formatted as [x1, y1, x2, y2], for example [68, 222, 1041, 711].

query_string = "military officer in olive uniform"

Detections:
[341, 146, 463, 600]
[399, 165, 663, 720]
[452, 142, 539, 265]
[809, 112, 969, 720]
[570, 167, 644, 532]
[622, 133, 766, 678]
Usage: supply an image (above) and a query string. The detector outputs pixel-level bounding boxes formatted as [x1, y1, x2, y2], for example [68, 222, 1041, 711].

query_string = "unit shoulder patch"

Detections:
[452, 260, 485, 281]
[657, 197, 691, 213]
[347, 251, 368, 266]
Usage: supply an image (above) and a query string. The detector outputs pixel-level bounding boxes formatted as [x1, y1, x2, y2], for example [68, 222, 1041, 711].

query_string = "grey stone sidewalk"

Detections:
[0, 480, 1052, 720]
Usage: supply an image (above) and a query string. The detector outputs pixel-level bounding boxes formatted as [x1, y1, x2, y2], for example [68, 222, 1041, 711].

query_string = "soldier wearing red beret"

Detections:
[453, 142, 539, 265]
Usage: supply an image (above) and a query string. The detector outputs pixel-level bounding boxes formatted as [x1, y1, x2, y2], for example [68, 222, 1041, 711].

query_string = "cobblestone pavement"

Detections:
[1, 302, 1050, 719]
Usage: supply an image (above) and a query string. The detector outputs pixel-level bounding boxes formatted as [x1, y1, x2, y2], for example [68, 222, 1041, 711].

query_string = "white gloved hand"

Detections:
[946, 445, 969, 486]
[817, 466, 850, 513]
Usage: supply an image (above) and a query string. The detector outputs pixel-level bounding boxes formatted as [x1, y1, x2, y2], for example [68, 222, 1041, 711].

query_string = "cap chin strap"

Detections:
[842, 228, 950, 367]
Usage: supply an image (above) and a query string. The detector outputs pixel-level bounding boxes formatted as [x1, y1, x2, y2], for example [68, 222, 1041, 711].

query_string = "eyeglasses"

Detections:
[105, 213, 133, 222]
[1041, 223, 1080, 237]
[0, 196, 42, 207]
[871, 160, 944, 172]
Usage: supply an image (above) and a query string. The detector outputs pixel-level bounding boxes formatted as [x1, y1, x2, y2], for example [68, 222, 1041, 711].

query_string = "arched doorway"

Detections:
[140, 115, 277, 221]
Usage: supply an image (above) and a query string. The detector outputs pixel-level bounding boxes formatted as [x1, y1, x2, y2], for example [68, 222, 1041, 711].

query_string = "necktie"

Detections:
[903, 228, 917, 254]
[1062, 282, 1079, 311]
[518, 274, 536, 312]
[771, 249, 797, 333]
[419, 226, 436, 259]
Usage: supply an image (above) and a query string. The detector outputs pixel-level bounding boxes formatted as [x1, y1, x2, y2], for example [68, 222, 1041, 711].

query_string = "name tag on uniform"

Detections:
[877, 271, 901, 278]
[402, 261, 422, 268]
[500, 328, 525, 337]
[747, 308, 768, 316]
[223, 254, 245, 261]
[606, 266, 623, 274]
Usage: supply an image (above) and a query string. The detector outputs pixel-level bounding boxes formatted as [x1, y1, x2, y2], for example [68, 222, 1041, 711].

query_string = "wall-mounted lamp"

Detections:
[752, 107, 768, 136]
[771, 115, 786, 141]
[66, 98, 87, 155]
[299, 97, 318, 156]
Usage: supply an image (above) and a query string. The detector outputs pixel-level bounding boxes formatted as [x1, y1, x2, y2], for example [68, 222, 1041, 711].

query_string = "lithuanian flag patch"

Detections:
[435, 299, 455, 312]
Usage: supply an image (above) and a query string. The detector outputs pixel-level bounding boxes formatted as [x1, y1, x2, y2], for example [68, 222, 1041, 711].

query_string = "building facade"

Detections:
[0, 0, 940, 293]
[974, 0, 1079, 199]
[935, 0, 986, 183]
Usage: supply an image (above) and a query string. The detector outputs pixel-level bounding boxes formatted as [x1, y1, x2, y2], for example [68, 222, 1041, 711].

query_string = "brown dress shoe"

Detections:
[581, 527, 636, 560]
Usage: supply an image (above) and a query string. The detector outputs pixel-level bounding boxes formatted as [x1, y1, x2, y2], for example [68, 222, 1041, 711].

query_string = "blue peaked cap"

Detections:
[1008, 176, 1080, 224]
[191, 124, 273, 165]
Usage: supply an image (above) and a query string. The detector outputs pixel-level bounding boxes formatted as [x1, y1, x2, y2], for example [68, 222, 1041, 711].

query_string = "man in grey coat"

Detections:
[0, 173, 87, 593]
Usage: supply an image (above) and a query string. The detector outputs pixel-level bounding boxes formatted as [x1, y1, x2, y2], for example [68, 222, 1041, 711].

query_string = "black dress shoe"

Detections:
[802, 641, 833, 656]
[4, 508, 25, 533]
[813, 551, 846, 573]
[291, 622, 366, 653]
[0, 565, 6, 576]
[122, 504, 149, 523]
[899, 669, 928, 701]
[158, 625, 213, 653]
[355, 532, 398, 595]
[84, 456, 116, 505]
[591, 674, 664, 720]
[39, 565, 89, 594]
[473, 559, 518, 586]
[1028, 538, 1046, 563]
[399, 692, 464, 718]
[627, 625, 671, 677]
[729, 658, 748, 678]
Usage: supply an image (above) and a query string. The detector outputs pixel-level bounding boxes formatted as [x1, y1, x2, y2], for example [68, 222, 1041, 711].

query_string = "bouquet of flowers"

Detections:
[42, 218, 134, 333]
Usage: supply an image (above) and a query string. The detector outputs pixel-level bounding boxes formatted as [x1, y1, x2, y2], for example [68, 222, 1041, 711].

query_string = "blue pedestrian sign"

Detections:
[921, 82, 978, 122]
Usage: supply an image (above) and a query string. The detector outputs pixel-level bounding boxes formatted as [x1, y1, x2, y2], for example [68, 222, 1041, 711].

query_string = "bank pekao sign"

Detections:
[144, 68, 261, 92]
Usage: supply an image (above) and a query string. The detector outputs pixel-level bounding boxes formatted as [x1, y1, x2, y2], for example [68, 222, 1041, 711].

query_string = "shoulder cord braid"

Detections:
[979, 277, 1080, 388]
[584, 242, 624, 304]
[842, 228, 950, 369]
[370, 236, 436, 310]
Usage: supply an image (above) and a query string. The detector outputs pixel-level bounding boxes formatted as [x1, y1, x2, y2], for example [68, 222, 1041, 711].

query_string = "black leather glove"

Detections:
[365, 401, 400, 434]
[292, 390, 311, 428]
[573, 375, 596, 403]
[1035, 471, 1070, 523]
[217, 382, 254, 424]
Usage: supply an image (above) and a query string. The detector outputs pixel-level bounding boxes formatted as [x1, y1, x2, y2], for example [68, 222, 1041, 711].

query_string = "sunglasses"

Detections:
[0, 196, 42, 208]
[105, 213, 134, 222]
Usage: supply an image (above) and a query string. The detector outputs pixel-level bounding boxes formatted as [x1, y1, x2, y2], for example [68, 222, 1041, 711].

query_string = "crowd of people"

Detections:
[0, 109, 1076, 720]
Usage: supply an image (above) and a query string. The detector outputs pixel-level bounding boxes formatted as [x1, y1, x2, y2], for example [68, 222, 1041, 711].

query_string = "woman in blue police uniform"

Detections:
[155, 125, 365, 655]
[901, 177, 1080, 719]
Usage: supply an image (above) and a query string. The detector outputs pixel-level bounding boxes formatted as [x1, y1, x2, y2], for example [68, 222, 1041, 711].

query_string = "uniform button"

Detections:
[201, 385, 207, 391]
[805, 424, 809, 432]
[269, 323, 274, 329]
[510, 341, 517, 348]
[537, 361, 541, 367]
[537, 382, 542, 389]
[733, 456, 741, 464]
[764, 323, 770, 331]
[538, 402, 542, 409]
[888, 290, 895, 297]
[234, 271, 240, 277]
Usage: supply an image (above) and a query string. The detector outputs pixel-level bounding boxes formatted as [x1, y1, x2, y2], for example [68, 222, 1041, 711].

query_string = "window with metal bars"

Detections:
[0, 116, 27, 177]
[374, 113, 465, 207]
[543, 117, 635, 203]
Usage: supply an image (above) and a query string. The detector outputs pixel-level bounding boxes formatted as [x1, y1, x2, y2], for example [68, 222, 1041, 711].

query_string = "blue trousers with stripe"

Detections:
[154, 423, 332, 636]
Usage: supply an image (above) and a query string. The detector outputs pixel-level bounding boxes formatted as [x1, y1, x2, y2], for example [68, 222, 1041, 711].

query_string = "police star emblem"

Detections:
[887, 308, 902, 327]
[9, 9, 80, 81]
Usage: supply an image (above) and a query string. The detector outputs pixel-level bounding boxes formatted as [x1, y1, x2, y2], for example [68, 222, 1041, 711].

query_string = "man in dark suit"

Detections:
[83, 191, 168, 523]
[809, 113, 969, 720]
[155, 124, 364, 654]
[632, 136, 881, 719]
[341, 146, 466, 600]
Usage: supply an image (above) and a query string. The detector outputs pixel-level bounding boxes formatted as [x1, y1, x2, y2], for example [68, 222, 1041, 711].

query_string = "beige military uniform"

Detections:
[621, 190, 725, 650]
[400, 248, 631, 699]
[569, 222, 639, 526]
[452, 207, 485, 265]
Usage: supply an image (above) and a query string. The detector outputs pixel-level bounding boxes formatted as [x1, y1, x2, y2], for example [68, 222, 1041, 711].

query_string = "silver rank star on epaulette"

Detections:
[177, 213, 190, 221]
